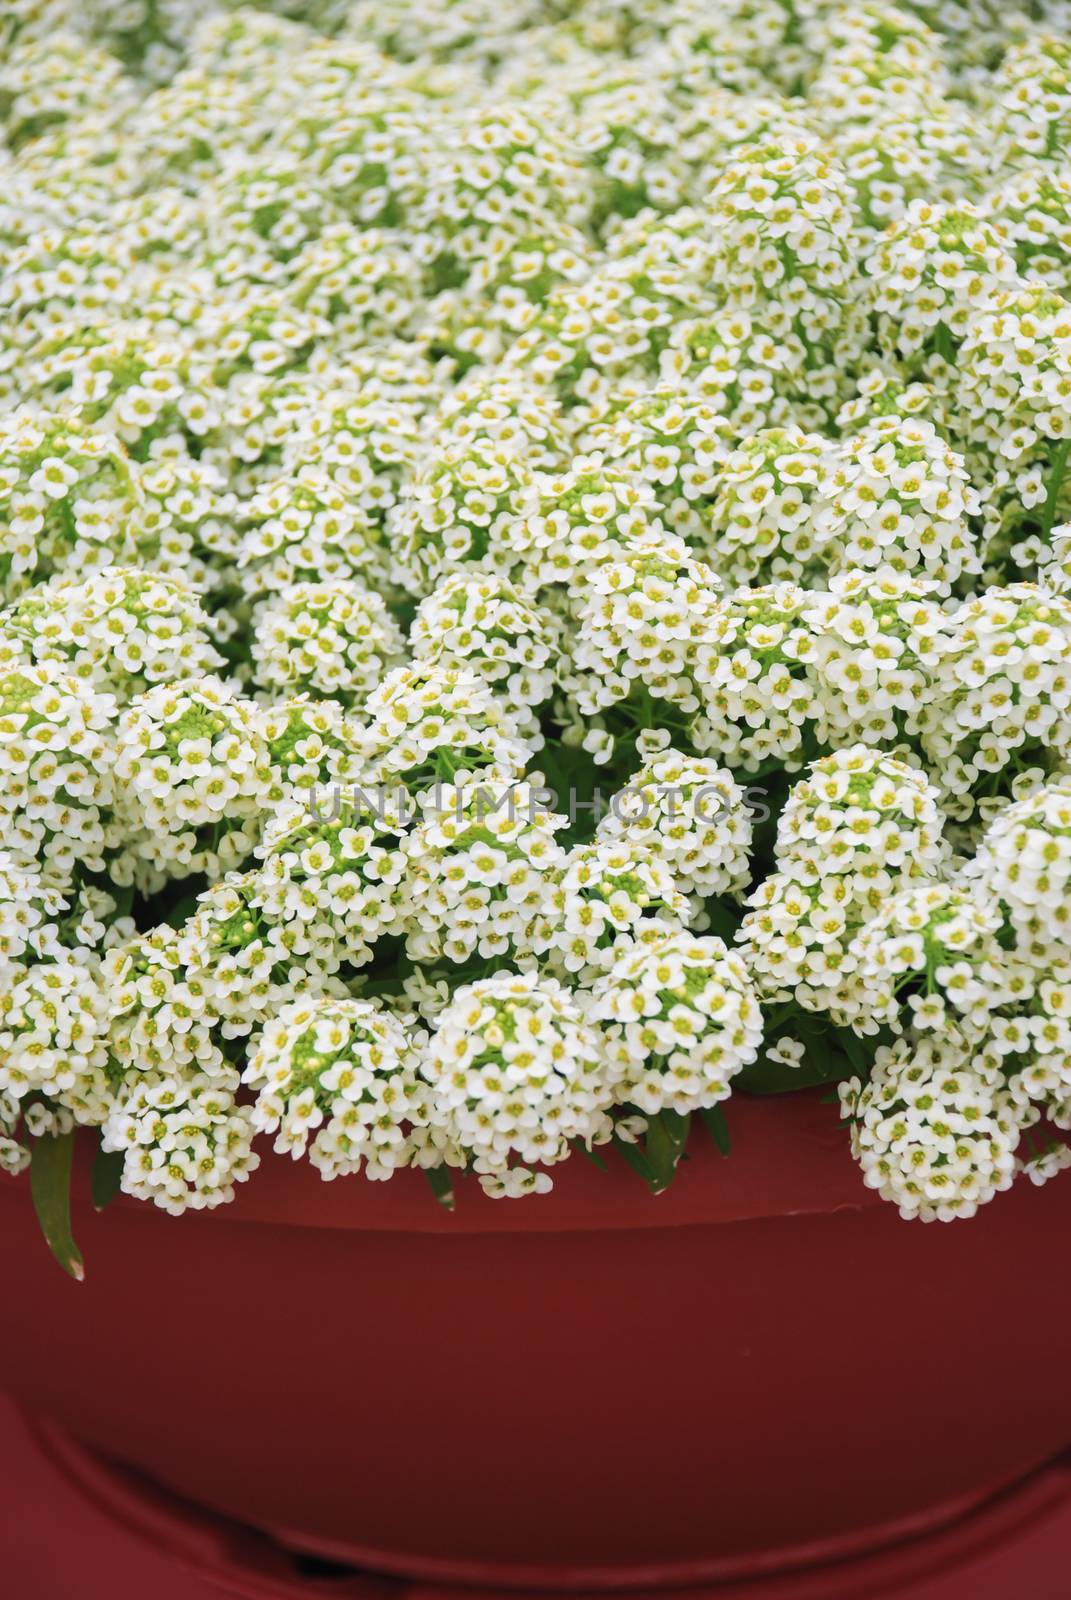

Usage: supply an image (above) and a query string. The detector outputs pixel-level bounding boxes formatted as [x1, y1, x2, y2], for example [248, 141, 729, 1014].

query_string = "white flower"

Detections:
[846, 881, 1013, 1035]
[814, 416, 981, 591]
[566, 533, 723, 717]
[0, 1088, 29, 1177]
[692, 582, 816, 773]
[1018, 1143, 1071, 1188]
[969, 776, 1071, 964]
[358, 663, 531, 800]
[409, 571, 560, 743]
[583, 388, 732, 551]
[256, 795, 408, 973]
[0, 409, 143, 603]
[738, 746, 946, 1024]
[863, 201, 1017, 377]
[533, 837, 688, 981]
[921, 585, 1071, 818]
[804, 565, 945, 748]
[0, 662, 116, 890]
[0, 953, 112, 1125]
[102, 1065, 259, 1216]
[0, 851, 65, 979]
[390, 440, 532, 595]
[766, 1036, 805, 1068]
[705, 426, 831, 586]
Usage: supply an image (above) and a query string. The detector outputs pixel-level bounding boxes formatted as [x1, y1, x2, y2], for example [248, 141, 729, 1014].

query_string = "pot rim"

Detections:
[0, 1088, 877, 1236]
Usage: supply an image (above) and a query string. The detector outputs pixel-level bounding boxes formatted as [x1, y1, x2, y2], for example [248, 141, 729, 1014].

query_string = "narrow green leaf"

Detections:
[573, 1141, 608, 1171]
[660, 1107, 691, 1150]
[832, 1024, 868, 1074]
[30, 1129, 84, 1282]
[91, 1143, 125, 1212]
[645, 1111, 688, 1193]
[701, 1105, 732, 1157]
[612, 1132, 659, 1190]
[423, 1165, 456, 1210]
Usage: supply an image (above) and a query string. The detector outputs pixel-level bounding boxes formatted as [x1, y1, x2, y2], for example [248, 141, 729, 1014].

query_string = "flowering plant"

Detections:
[4, 0, 1071, 1279]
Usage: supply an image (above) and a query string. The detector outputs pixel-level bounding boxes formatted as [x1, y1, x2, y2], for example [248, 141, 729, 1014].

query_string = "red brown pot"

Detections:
[1, 1090, 1068, 1591]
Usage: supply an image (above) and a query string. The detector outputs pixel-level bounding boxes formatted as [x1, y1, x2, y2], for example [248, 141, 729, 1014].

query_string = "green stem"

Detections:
[1042, 438, 1071, 540]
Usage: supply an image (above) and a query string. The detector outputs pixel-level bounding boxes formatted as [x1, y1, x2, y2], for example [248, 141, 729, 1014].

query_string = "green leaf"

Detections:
[645, 1111, 689, 1193]
[700, 1105, 732, 1157]
[612, 1131, 659, 1190]
[161, 889, 206, 931]
[735, 1051, 853, 1095]
[423, 1166, 456, 1211]
[91, 1143, 125, 1212]
[736, 1011, 861, 1096]
[660, 1107, 690, 1149]
[30, 1129, 84, 1282]
[832, 1024, 868, 1074]
[1042, 436, 1071, 539]
[573, 1141, 608, 1171]
[702, 898, 742, 943]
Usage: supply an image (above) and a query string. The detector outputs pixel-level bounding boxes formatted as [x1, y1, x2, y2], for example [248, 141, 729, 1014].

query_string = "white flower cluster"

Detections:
[245, 996, 420, 1180]
[593, 929, 763, 1114]
[0, 410, 144, 602]
[403, 781, 568, 966]
[102, 1068, 260, 1216]
[409, 572, 559, 742]
[0, 663, 116, 887]
[252, 580, 405, 705]
[595, 751, 753, 900]
[5, 1, 1071, 1229]
[1, 565, 224, 698]
[839, 1031, 1021, 1222]
[533, 838, 688, 981]
[420, 971, 611, 1195]
[739, 745, 946, 1024]
[114, 676, 275, 881]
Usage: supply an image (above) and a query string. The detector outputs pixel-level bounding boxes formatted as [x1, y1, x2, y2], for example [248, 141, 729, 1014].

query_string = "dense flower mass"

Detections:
[4, 0, 1071, 1251]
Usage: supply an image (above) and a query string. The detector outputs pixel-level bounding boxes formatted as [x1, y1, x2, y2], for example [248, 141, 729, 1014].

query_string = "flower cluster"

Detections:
[595, 750, 753, 901]
[403, 781, 568, 966]
[0, 663, 116, 888]
[114, 676, 275, 881]
[420, 971, 612, 1195]
[1, 565, 224, 699]
[530, 833, 686, 982]
[814, 416, 980, 589]
[592, 929, 763, 1114]
[252, 580, 405, 706]
[245, 997, 421, 1180]
[0, 410, 143, 602]
[839, 1031, 1021, 1222]
[738, 746, 946, 1024]
[706, 426, 829, 587]
[409, 572, 559, 741]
